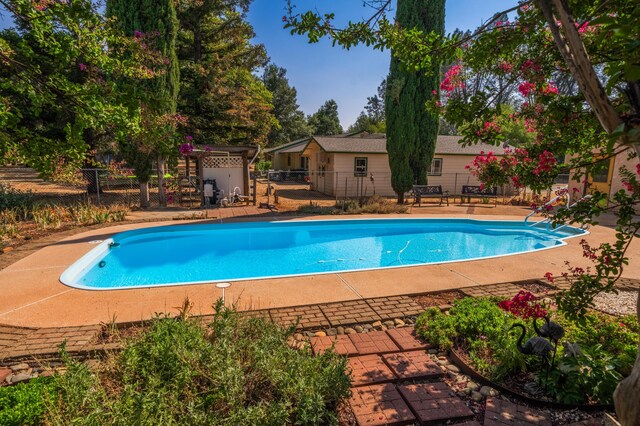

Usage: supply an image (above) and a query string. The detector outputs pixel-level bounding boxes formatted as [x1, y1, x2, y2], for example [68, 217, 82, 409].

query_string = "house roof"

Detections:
[270, 133, 508, 157]
[311, 136, 388, 153]
[263, 137, 311, 154]
[434, 136, 508, 156]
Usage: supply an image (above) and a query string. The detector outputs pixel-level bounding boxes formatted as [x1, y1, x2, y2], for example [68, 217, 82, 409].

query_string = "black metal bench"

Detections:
[412, 185, 449, 206]
[460, 185, 498, 206]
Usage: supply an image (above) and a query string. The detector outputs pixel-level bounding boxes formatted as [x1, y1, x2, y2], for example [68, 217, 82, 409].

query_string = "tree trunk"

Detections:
[536, 0, 623, 136]
[613, 290, 640, 426]
[534, 3, 640, 420]
[397, 192, 404, 204]
[157, 155, 166, 207]
[139, 181, 149, 209]
[613, 143, 640, 426]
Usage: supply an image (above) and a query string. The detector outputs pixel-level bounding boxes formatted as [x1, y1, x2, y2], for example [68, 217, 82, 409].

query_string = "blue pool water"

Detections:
[60, 219, 587, 290]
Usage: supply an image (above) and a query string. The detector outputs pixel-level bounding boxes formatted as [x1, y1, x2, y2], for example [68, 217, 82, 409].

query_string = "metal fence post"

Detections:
[95, 169, 100, 205]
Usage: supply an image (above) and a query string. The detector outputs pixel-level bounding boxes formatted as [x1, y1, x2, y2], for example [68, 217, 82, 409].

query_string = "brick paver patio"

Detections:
[382, 351, 443, 380]
[398, 383, 475, 424]
[348, 355, 396, 386]
[310, 335, 359, 356]
[484, 398, 551, 426]
[349, 331, 401, 355]
[349, 384, 416, 426]
[319, 300, 382, 327]
[386, 327, 431, 351]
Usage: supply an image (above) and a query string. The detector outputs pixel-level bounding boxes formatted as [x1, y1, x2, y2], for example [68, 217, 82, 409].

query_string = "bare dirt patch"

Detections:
[412, 290, 465, 309]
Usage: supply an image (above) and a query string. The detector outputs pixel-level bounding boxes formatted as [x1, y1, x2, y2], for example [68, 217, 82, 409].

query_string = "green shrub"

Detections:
[538, 344, 622, 404]
[553, 312, 638, 375]
[47, 303, 350, 425]
[255, 160, 272, 171]
[0, 182, 33, 212]
[0, 377, 57, 426]
[416, 296, 638, 404]
[416, 298, 527, 379]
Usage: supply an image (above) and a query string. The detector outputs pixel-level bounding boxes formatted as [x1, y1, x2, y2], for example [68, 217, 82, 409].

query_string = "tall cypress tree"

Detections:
[107, 0, 179, 113]
[385, 0, 445, 203]
[107, 0, 179, 207]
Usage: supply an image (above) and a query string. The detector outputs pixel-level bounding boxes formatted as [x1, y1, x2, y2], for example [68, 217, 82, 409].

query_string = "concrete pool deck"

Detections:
[1, 208, 639, 328]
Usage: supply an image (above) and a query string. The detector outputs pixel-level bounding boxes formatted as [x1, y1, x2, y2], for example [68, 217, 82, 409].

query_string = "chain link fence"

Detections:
[255, 170, 573, 211]
[1, 166, 571, 211]
[0, 166, 180, 208]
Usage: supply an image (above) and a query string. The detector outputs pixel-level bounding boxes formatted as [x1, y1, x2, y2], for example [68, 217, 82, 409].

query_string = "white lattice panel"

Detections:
[203, 156, 243, 169]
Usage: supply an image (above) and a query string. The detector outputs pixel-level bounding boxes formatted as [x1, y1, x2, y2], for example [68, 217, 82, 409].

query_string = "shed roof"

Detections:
[185, 145, 259, 158]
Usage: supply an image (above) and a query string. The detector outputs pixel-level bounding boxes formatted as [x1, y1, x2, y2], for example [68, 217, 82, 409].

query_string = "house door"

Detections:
[588, 157, 615, 195]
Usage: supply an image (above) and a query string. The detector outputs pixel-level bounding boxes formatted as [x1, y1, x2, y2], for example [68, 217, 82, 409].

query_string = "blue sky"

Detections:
[1, 0, 519, 128]
[250, 0, 518, 128]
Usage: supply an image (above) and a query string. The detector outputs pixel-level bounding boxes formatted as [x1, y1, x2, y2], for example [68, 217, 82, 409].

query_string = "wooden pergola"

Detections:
[181, 145, 260, 206]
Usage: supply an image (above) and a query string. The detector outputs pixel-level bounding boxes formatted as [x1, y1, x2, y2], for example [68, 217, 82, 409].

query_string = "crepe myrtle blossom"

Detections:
[518, 81, 536, 97]
[440, 65, 464, 92]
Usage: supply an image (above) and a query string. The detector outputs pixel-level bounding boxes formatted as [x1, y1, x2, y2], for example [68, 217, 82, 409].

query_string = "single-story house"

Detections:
[263, 131, 373, 171]
[263, 137, 311, 171]
[567, 148, 639, 200]
[297, 133, 509, 197]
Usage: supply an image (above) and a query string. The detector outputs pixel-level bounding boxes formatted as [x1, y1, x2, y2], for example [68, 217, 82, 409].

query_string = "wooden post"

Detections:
[242, 153, 249, 205]
[198, 155, 204, 207]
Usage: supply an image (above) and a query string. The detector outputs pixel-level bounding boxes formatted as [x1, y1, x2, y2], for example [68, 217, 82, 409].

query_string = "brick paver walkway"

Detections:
[382, 351, 442, 380]
[3, 276, 639, 363]
[0, 324, 101, 361]
[398, 383, 474, 424]
[348, 355, 396, 386]
[484, 398, 551, 426]
[349, 384, 416, 426]
[386, 327, 431, 351]
[310, 335, 358, 356]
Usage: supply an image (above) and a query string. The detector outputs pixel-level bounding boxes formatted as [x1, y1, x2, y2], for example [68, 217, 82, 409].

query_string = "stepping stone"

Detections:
[398, 382, 474, 424]
[348, 355, 397, 386]
[382, 350, 444, 380]
[484, 398, 551, 426]
[310, 335, 358, 356]
[349, 383, 415, 426]
[386, 327, 431, 351]
[348, 330, 400, 355]
[0, 368, 11, 384]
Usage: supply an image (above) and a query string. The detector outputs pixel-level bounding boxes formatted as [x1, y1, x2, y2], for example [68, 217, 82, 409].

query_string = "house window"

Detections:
[428, 158, 443, 176]
[287, 154, 291, 167]
[354, 157, 368, 177]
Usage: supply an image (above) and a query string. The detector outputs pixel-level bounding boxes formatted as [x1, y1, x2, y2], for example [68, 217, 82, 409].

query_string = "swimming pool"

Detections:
[60, 218, 587, 290]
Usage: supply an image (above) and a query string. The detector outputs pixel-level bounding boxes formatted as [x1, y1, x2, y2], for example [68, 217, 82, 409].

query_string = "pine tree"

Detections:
[262, 64, 311, 147]
[308, 100, 343, 135]
[177, 2, 275, 146]
[385, 0, 445, 203]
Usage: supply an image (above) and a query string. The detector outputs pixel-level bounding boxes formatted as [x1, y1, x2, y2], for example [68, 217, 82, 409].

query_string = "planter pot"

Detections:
[449, 347, 614, 411]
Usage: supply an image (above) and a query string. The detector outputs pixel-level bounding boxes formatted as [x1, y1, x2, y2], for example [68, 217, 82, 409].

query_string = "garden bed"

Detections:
[448, 347, 613, 411]
[415, 295, 639, 407]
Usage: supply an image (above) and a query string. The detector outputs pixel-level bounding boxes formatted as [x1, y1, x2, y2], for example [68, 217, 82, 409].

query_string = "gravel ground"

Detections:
[593, 290, 638, 316]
